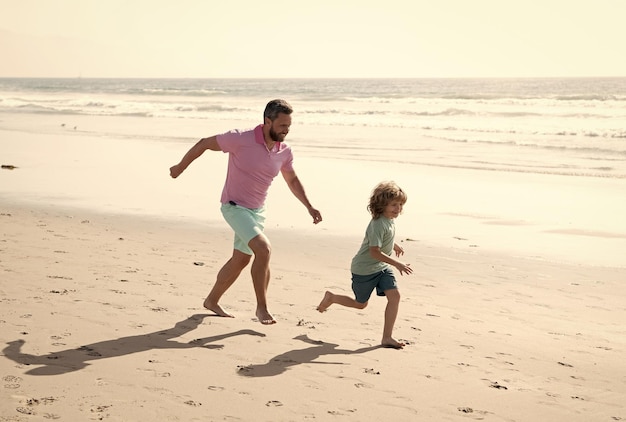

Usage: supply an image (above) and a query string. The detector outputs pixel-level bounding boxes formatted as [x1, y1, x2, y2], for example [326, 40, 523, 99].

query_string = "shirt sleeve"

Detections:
[281, 148, 295, 172]
[365, 219, 385, 248]
[216, 129, 243, 153]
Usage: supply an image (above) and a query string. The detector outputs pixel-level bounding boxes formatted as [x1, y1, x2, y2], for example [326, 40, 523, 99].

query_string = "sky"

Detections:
[1, 0, 625, 78]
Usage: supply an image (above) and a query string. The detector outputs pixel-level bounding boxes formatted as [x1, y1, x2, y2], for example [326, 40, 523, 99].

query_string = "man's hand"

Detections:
[309, 207, 323, 224]
[170, 165, 183, 178]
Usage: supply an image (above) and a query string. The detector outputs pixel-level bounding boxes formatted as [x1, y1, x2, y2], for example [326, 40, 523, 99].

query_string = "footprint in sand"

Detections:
[489, 381, 508, 390]
[50, 336, 66, 346]
[3, 375, 22, 389]
[150, 306, 168, 312]
[184, 400, 202, 406]
[354, 382, 373, 389]
[77, 345, 102, 357]
[91, 404, 112, 414]
[266, 400, 283, 407]
[237, 365, 253, 374]
[49, 289, 69, 295]
[17, 406, 36, 415]
[46, 275, 73, 280]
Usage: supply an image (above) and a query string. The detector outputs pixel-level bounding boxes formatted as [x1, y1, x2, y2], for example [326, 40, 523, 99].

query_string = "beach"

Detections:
[1, 198, 625, 421]
[1, 78, 626, 420]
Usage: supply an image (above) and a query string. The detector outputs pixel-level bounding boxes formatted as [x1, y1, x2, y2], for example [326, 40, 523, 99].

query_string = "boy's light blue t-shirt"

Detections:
[350, 217, 395, 276]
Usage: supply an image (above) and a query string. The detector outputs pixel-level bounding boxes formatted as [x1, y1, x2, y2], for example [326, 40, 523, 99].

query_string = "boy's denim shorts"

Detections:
[351, 268, 397, 303]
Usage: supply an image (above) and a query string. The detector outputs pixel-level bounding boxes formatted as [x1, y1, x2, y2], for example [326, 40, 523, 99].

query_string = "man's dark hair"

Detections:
[264, 99, 293, 121]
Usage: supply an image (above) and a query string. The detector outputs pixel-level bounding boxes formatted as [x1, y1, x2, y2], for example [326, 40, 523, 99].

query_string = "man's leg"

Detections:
[203, 249, 251, 317]
[247, 234, 275, 324]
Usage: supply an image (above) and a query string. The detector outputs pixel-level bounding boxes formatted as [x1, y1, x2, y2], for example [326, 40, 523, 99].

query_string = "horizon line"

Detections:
[1, 75, 625, 80]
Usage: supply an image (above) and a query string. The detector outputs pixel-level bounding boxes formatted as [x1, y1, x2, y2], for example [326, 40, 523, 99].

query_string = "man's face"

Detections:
[267, 113, 292, 143]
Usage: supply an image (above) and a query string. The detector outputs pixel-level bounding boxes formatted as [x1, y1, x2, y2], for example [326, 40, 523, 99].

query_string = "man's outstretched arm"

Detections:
[170, 136, 221, 178]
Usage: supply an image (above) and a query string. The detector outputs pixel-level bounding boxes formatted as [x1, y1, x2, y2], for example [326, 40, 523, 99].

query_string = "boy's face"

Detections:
[383, 199, 404, 219]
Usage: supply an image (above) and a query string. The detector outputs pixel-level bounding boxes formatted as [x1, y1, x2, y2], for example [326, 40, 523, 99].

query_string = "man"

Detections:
[169, 99, 322, 325]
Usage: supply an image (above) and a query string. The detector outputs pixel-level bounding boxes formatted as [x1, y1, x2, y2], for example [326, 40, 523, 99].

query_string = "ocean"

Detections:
[1, 77, 625, 179]
[1, 78, 625, 266]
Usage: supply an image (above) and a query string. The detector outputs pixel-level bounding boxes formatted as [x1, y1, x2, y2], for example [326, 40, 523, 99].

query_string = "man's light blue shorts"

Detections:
[351, 268, 397, 303]
[220, 203, 266, 255]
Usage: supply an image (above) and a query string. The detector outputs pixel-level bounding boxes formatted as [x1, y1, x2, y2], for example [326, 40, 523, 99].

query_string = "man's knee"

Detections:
[356, 301, 368, 309]
[232, 250, 252, 267]
[248, 235, 271, 259]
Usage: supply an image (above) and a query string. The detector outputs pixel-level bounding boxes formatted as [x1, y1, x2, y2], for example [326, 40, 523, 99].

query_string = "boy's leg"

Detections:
[317, 291, 367, 312]
[382, 288, 405, 349]
[204, 249, 251, 317]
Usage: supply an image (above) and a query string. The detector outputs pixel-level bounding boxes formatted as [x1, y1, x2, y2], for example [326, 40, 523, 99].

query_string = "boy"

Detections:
[317, 181, 412, 349]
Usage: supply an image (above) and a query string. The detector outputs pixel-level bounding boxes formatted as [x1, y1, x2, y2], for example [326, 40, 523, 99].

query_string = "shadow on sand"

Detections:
[237, 334, 380, 377]
[2, 314, 265, 376]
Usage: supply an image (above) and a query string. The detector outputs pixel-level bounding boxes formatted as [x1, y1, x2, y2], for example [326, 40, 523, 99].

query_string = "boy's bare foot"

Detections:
[256, 308, 277, 325]
[203, 299, 234, 318]
[381, 337, 405, 349]
[316, 291, 333, 312]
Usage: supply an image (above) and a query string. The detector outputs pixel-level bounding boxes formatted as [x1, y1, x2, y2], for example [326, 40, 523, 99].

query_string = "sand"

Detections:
[1, 111, 625, 421]
[1, 199, 625, 421]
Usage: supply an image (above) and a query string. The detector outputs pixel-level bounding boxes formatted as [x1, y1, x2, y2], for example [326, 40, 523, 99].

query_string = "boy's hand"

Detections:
[395, 262, 413, 276]
[393, 244, 404, 257]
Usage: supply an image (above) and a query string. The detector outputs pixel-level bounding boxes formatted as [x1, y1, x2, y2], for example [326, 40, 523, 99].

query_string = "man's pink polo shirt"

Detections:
[217, 124, 294, 209]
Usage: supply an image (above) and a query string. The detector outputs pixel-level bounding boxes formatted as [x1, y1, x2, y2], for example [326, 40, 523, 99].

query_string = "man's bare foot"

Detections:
[256, 308, 276, 325]
[316, 291, 334, 312]
[381, 337, 405, 349]
[203, 299, 234, 318]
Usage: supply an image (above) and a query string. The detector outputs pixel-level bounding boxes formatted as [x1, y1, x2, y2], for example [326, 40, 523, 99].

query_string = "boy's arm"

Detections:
[170, 136, 221, 178]
[393, 242, 405, 257]
[369, 246, 412, 275]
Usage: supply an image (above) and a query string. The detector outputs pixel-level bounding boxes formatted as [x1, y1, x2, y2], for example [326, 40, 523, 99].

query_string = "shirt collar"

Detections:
[255, 124, 286, 152]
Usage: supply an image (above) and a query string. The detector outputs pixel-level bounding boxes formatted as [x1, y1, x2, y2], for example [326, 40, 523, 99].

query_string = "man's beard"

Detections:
[269, 126, 285, 143]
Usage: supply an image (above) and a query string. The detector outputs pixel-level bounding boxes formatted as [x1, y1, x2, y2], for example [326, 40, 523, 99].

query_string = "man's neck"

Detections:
[264, 138, 276, 151]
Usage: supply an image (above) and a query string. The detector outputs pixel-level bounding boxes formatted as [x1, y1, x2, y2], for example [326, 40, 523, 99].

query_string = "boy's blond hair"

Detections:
[367, 181, 407, 219]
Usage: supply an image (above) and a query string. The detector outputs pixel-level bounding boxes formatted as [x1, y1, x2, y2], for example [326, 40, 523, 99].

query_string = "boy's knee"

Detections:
[385, 289, 401, 301]
[357, 301, 368, 309]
